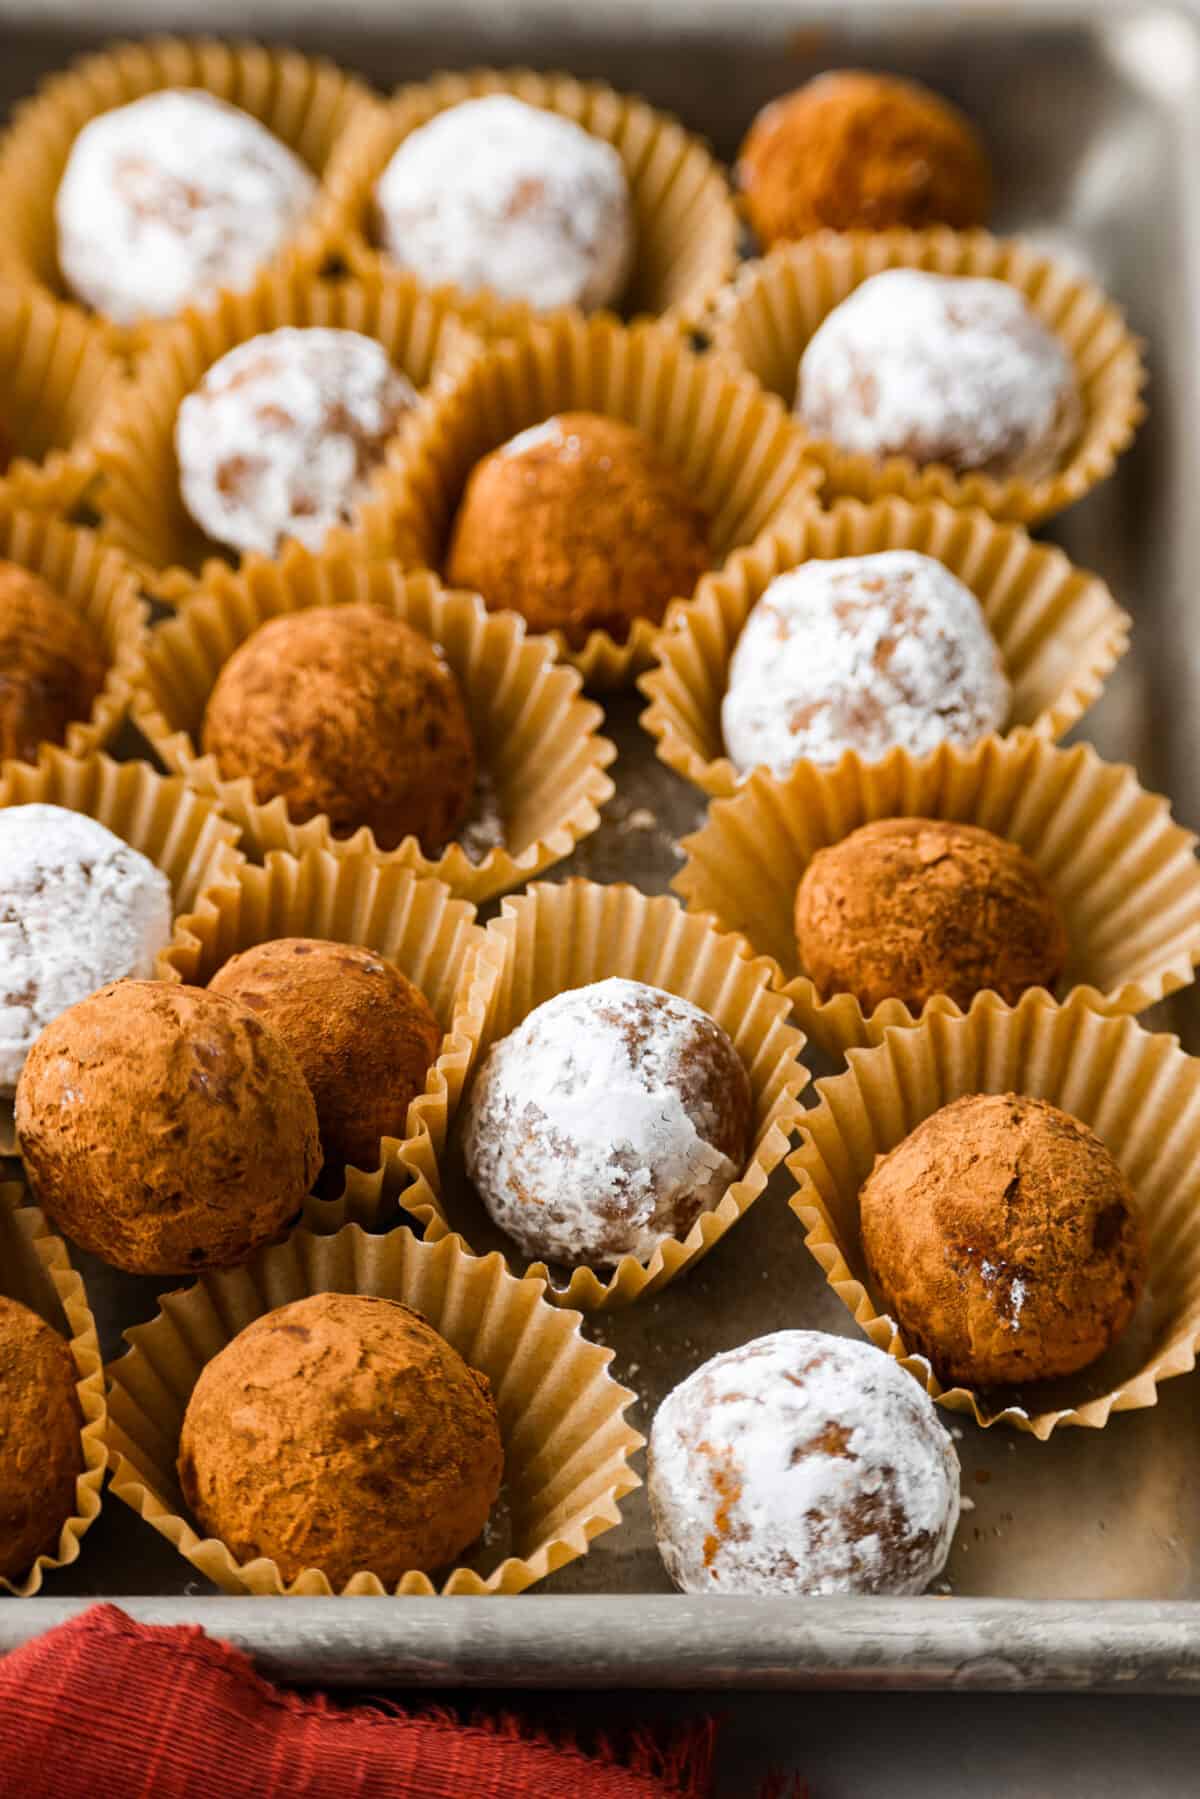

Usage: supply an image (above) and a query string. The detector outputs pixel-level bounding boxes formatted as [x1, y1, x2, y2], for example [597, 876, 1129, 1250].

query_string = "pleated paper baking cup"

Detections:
[0, 745, 242, 1152]
[0, 507, 148, 766]
[106, 1221, 641, 1596]
[0, 1185, 106, 1597]
[0, 38, 378, 347]
[788, 991, 1200, 1437]
[365, 309, 820, 688]
[640, 496, 1130, 798]
[706, 228, 1145, 524]
[321, 67, 739, 332]
[160, 846, 484, 1232]
[93, 265, 484, 601]
[432, 879, 810, 1311]
[0, 285, 120, 515]
[675, 736, 1200, 1059]
[131, 551, 615, 901]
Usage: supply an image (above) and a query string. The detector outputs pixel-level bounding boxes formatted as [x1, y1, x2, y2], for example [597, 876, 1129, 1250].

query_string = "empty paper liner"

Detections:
[131, 551, 615, 902]
[93, 264, 484, 600]
[106, 1221, 642, 1596]
[640, 495, 1130, 799]
[0, 745, 242, 1153]
[161, 846, 484, 1231]
[788, 991, 1200, 1438]
[0, 1185, 107, 1597]
[0, 506, 149, 767]
[362, 308, 820, 687]
[428, 878, 810, 1311]
[322, 66, 740, 332]
[0, 285, 120, 514]
[0, 37, 378, 348]
[675, 735, 1200, 1059]
[705, 227, 1145, 524]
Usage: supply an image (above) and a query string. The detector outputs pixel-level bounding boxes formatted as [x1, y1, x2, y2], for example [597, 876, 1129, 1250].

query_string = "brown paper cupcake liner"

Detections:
[0, 506, 149, 766]
[675, 736, 1200, 1059]
[320, 67, 739, 333]
[131, 550, 615, 901]
[425, 878, 810, 1311]
[706, 227, 1145, 524]
[0, 1184, 106, 1596]
[0, 38, 379, 349]
[106, 1220, 641, 1595]
[160, 845, 485, 1232]
[0, 285, 122, 514]
[640, 495, 1130, 798]
[788, 990, 1200, 1438]
[360, 309, 821, 688]
[0, 744, 243, 1152]
[92, 264, 485, 601]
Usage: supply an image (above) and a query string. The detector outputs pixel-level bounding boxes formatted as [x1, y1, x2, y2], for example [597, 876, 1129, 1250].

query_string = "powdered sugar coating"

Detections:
[798, 270, 1082, 479]
[648, 1329, 961, 1596]
[0, 805, 173, 1095]
[461, 976, 752, 1268]
[176, 327, 419, 556]
[56, 90, 317, 325]
[374, 96, 634, 313]
[721, 550, 1010, 778]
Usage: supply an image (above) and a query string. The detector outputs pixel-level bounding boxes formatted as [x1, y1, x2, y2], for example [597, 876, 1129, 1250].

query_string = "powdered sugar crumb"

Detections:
[0, 805, 173, 1094]
[798, 269, 1081, 480]
[457, 769, 506, 864]
[722, 549, 1010, 778]
[647, 1330, 961, 1596]
[374, 95, 634, 313]
[56, 90, 316, 324]
[462, 976, 744, 1267]
[176, 327, 418, 557]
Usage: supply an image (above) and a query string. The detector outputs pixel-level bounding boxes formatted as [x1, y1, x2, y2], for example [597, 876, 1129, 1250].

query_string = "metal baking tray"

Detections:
[2, 0, 1200, 1692]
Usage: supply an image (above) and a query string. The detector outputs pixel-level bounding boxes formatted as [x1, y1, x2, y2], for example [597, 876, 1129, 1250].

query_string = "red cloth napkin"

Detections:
[0, 1605, 718, 1799]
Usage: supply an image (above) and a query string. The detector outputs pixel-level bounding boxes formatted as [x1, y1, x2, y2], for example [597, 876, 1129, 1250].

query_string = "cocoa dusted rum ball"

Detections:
[178, 1292, 504, 1588]
[0, 560, 105, 764]
[794, 817, 1068, 1012]
[736, 71, 991, 244]
[859, 1093, 1148, 1387]
[446, 412, 710, 649]
[209, 937, 442, 1174]
[201, 604, 476, 852]
[0, 1295, 83, 1584]
[15, 980, 322, 1274]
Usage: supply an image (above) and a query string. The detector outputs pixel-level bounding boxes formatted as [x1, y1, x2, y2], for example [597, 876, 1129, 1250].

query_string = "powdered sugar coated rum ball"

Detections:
[56, 90, 317, 324]
[798, 270, 1081, 480]
[721, 550, 1010, 778]
[648, 1329, 961, 1595]
[176, 328, 418, 556]
[0, 805, 172, 1096]
[374, 95, 634, 313]
[462, 976, 752, 1268]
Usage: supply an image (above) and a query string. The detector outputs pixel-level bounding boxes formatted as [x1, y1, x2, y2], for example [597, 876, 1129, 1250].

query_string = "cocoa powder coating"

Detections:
[0, 1295, 83, 1583]
[178, 1291, 504, 1588]
[15, 980, 322, 1275]
[445, 412, 711, 649]
[209, 937, 441, 1175]
[860, 1093, 1148, 1387]
[736, 70, 991, 244]
[795, 817, 1068, 1012]
[202, 605, 476, 853]
[0, 560, 106, 764]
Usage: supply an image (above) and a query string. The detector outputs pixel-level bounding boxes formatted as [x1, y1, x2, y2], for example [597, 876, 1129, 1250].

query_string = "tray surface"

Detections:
[3, 1, 1200, 1688]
